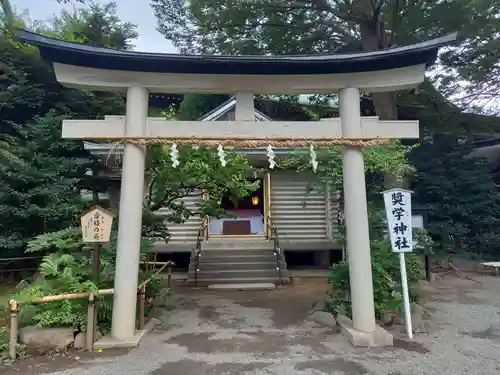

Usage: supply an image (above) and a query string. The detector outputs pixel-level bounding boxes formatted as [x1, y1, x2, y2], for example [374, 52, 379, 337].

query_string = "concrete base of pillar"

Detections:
[337, 314, 393, 347]
[94, 317, 160, 349]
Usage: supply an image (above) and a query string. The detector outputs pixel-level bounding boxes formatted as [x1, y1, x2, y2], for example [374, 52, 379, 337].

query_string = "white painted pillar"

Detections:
[339, 87, 376, 333]
[111, 86, 149, 340]
[234, 93, 255, 121]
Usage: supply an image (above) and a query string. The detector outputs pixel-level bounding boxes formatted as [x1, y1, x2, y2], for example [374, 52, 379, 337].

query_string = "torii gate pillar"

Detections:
[111, 87, 149, 340]
[339, 88, 376, 334]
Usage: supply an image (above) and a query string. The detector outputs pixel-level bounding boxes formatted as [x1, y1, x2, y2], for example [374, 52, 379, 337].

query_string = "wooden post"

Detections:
[9, 301, 18, 360]
[80, 206, 114, 344]
[425, 255, 431, 282]
[92, 243, 100, 343]
[92, 243, 101, 282]
[86, 294, 95, 349]
[138, 285, 145, 330]
[167, 264, 172, 290]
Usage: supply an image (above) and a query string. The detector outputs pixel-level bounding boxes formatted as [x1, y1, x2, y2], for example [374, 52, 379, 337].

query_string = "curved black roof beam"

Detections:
[17, 29, 457, 76]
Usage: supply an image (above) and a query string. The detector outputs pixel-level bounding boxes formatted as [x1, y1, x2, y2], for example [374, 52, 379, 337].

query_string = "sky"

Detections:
[14, 0, 177, 53]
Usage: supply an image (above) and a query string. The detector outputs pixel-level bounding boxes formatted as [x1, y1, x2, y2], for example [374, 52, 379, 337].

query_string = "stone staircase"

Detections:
[188, 237, 289, 286]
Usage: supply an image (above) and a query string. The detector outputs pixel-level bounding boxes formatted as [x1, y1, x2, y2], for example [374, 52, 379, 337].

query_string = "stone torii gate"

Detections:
[18, 29, 456, 347]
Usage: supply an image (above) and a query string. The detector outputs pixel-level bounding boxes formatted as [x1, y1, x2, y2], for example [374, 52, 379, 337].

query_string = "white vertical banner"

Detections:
[383, 188, 413, 253]
[382, 188, 414, 340]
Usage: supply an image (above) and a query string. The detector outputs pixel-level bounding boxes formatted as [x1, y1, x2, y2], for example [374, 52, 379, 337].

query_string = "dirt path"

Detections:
[3, 276, 500, 375]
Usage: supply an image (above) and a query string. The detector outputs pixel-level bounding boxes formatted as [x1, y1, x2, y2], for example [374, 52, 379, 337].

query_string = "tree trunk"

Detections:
[371, 91, 398, 120]
[359, 22, 398, 121]
[358, 17, 403, 187]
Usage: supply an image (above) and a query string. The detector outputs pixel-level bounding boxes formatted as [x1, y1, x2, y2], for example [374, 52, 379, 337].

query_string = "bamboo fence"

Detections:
[8, 260, 174, 360]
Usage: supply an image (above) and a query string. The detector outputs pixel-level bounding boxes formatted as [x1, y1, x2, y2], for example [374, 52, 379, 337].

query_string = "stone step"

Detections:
[188, 237, 288, 287]
[203, 239, 274, 251]
[208, 283, 276, 291]
[190, 261, 277, 271]
[189, 269, 286, 279]
[188, 277, 289, 285]
[195, 254, 278, 263]
[200, 248, 277, 257]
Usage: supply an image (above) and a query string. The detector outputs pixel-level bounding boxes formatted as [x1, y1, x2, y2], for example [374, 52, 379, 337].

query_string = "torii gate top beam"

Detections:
[17, 29, 457, 94]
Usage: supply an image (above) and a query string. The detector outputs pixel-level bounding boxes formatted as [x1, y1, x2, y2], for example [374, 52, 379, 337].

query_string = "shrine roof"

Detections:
[17, 29, 457, 75]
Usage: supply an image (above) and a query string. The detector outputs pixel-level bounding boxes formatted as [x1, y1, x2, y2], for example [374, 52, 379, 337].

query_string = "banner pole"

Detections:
[399, 252, 413, 339]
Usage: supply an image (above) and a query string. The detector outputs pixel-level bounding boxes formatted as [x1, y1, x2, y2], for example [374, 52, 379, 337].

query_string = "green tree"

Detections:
[152, 0, 500, 115]
[0, 112, 92, 256]
[177, 94, 230, 120]
[49, 1, 138, 49]
[410, 136, 500, 258]
[143, 107, 260, 240]
[0, 2, 132, 257]
[148, 145, 259, 221]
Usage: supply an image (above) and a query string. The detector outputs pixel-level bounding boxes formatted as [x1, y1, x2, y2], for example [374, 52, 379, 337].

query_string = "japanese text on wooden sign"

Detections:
[80, 206, 114, 243]
[383, 189, 413, 253]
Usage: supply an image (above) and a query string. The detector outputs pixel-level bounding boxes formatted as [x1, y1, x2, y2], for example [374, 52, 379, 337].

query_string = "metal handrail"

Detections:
[194, 216, 209, 286]
[266, 216, 282, 286]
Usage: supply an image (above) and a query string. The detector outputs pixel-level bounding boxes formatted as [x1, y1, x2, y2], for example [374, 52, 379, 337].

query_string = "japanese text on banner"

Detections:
[383, 189, 413, 253]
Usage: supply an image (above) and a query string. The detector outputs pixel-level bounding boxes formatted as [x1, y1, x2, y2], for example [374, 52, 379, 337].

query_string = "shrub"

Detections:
[7, 227, 162, 334]
[327, 205, 424, 319]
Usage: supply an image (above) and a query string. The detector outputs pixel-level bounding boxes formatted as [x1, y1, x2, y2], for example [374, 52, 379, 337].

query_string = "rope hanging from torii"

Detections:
[112, 136, 390, 173]
[118, 136, 389, 148]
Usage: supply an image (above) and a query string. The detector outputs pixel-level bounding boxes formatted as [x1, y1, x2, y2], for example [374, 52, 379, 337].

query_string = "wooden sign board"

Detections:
[80, 206, 115, 243]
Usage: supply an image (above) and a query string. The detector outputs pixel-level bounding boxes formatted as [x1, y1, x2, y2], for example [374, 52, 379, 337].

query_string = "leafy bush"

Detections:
[327, 205, 424, 318]
[0, 327, 27, 362]
[8, 226, 161, 334]
[284, 142, 426, 320]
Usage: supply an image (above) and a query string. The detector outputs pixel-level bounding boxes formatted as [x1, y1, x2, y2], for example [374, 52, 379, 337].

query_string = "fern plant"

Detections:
[8, 226, 159, 333]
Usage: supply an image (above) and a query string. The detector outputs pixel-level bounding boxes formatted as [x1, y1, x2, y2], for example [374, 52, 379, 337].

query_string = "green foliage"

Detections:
[14, 252, 98, 329]
[147, 145, 260, 232]
[47, 1, 138, 50]
[0, 1, 169, 359]
[9, 226, 157, 333]
[177, 94, 230, 120]
[0, 327, 27, 362]
[285, 142, 425, 318]
[0, 3, 132, 258]
[413, 228, 435, 256]
[152, 0, 500, 114]
[145, 105, 262, 238]
[0, 113, 91, 257]
[283, 141, 414, 195]
[327, 205, 424, 318]
[26, 228, 82, 254]
[410, 137, 500, 258]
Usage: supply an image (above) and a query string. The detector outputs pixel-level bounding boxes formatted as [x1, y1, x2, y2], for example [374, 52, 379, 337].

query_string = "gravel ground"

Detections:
[3, 276, 500, 375]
